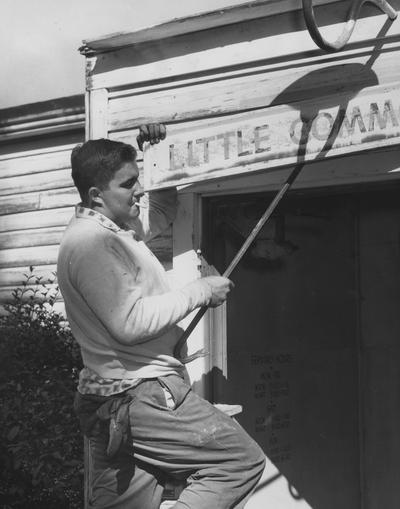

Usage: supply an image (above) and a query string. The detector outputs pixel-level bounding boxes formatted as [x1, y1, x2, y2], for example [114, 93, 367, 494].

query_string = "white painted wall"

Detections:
[0, 0, 254, 109]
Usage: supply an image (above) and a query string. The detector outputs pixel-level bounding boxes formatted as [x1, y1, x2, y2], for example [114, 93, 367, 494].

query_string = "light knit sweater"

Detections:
[57, 190, 212, 380]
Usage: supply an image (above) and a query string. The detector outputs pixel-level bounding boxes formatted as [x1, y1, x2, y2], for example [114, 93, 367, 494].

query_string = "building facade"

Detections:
[1, 1, 399, 507]
[82, 1, 400, 507]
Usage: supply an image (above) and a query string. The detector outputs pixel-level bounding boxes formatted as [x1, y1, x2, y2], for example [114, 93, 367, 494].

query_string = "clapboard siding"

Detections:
[0, 227, 65, 249]
[0, 187, 78, 215]
[0, 207, 74, 233]
[0, 145, 73, 178]
[109, 129, 141, 151]
[0, 169, 74, 196]
[0, 245, 61, 269]
[0, 97, 84, 313]
[107, 42, 400, 132]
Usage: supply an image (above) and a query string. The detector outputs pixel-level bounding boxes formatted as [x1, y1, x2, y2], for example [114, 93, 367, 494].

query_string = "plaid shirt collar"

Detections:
[75, 204, 143, 241]
[75, 204, 122, 233]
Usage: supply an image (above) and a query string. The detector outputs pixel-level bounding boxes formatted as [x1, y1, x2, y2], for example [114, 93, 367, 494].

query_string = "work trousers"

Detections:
[77, 374, 266, 509]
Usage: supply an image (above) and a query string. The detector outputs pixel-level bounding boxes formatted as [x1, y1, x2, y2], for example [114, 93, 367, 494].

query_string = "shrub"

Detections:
[0, 267, 83, 508]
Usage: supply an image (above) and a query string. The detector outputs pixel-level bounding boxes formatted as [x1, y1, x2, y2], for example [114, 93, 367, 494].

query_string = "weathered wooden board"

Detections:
[88, 4, 400, 91]
[0, 146, 73, 178]
[37, 187, 77, 210]
[0, 244, 60, 269]
[0, 187, 78, 215]
[0, 207, 73, 233]
[144, 82, 400, 190]
[83, 0, 340, 52]
[108, 45, 400, 132]
[88, 88, 109, 139]
[109, 130, 142, 153]
[186, 145, 400, 195]
[0, 169, 74, 196]
[0, 104, 83, 315]
[0, 227, 66, 250]
[0, 95, 84, 144]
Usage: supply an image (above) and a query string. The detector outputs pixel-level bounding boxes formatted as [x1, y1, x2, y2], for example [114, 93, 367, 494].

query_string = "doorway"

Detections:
[203, 185, 400, 509]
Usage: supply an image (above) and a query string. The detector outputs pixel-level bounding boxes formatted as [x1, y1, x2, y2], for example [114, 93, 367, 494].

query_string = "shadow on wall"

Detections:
[192, 59, 392, 509]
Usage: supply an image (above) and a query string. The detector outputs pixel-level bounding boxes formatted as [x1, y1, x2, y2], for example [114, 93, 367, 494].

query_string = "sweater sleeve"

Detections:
[131, 188, 178, 242]
[72, 231, 211, 346]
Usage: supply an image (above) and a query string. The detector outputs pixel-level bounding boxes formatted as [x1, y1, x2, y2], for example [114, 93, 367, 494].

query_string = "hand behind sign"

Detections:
[136, 123, 167, 152]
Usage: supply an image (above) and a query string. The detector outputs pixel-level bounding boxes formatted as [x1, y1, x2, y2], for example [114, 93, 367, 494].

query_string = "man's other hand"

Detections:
[137, 123, 167, 152]
[203, 276, 234, 308]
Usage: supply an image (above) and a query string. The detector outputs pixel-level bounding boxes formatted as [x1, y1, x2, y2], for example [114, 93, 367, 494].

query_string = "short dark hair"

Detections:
[71, 138, 137, 202]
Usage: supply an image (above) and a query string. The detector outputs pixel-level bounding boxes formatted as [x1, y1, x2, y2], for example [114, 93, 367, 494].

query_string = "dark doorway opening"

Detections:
[203, 184, 400, 509]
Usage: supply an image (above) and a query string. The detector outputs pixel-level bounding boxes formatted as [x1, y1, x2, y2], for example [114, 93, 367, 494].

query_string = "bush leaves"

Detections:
[0, 268, 83, 508]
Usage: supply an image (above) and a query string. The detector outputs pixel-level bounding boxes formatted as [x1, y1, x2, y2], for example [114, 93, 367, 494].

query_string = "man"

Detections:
[57, 124, 265, 509]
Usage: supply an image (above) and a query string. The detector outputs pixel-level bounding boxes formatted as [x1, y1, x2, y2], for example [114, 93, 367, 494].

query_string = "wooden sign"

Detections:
[144, 83, 400, 190]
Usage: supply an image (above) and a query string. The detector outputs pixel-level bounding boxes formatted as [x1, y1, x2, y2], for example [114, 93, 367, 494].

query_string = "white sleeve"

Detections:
[72, 232, 212, 346]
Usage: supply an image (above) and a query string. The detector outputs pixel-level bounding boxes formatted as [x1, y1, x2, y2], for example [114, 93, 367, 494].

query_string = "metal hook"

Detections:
[302, 0, 397, 52]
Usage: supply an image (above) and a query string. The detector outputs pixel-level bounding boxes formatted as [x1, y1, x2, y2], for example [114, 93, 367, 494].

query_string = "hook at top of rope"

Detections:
[302, 0, 397, 52]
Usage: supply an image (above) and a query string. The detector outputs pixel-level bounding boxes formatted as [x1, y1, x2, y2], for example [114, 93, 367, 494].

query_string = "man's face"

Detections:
[99, 161, 144, 227]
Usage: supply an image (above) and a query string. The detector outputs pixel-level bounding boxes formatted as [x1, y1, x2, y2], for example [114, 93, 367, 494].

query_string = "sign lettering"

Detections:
[144, 83, 400, 190]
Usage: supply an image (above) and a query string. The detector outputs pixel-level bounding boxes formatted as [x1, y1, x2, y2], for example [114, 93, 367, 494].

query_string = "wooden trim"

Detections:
[0, 96, 84, 141]
[171, 192, 210, 397]
[0, 95, 84, 127]
[81, 0, 343, 54]
[211, 303, 228, 390]
[0, 115, 84, 135]
[0, 120, 84, 143]
[86, 13, 400, 91]
[182, 145, 400, 196]
[85, 91, 90, 141]
[88, 89, 109, 139]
